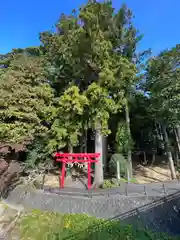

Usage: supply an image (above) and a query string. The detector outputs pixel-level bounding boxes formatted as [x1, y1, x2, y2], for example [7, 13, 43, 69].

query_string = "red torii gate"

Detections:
[55, 153, 100, 190]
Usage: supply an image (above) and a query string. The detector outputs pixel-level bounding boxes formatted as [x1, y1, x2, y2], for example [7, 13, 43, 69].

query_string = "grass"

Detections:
[102, 178, 137, 189]
[19, 210, 178, 240]
[120, 178, 137, 183]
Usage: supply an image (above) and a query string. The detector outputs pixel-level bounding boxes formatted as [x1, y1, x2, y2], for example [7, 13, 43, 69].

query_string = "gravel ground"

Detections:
[44, 179, 180, 198]
[4, 186, 148, 219]
[4, 181, 180, 217]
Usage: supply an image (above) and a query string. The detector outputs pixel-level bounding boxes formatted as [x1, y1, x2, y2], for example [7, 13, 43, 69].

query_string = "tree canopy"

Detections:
[0, 53, 54, 144]
[0, 0, 180, 183]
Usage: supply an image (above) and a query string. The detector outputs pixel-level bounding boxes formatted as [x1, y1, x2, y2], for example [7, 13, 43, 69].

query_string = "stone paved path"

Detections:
[3, 181, 180, 219]
[1, 180, 180, 237]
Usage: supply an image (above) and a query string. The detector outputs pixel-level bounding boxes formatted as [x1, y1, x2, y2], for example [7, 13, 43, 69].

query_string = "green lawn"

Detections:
[19, 210, 178, 240]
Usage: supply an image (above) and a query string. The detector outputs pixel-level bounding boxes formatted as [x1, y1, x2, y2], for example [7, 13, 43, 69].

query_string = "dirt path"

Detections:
[44, 165, 180, 186]
[135, 165, 179, 183]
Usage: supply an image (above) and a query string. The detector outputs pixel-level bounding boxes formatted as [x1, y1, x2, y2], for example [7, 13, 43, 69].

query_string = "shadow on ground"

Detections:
[111, 190, 180, 237]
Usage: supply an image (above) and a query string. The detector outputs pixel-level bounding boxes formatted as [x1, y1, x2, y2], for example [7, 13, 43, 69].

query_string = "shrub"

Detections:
[102, 179, 119, 189]
[102, 178, 137, 189]
[109, 153, 127, 177]
[19, 210, 178, 240]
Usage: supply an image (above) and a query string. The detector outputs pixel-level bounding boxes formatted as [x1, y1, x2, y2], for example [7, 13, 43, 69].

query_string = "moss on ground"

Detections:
[19, 210, 178, 240]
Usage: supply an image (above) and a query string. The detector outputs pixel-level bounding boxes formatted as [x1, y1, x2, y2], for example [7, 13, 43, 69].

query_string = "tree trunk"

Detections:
[143, 151, 147, 165]
[80, 130, 88, 170]
[175, 127, 180, 155]
[174, 127, 180, 165]
[175, 148, 179, 166]
[68, 143, 73, 154]
[84, 129, 88, 153]
[157, 122, 165, 150]
[176, 125, 180, 139]
[80, 135, 84, 153]
[151, 124, 159, 166]
[162, 125, 176, 179]
[80, 129, 88, 153]
[67, 143, 73, 178]
[151, 152, 156, 165]
[125, 99, 132, 180]
[93, 127, 104, 188]
[102, 136, 107, 172]
[84, 130, 88, 170]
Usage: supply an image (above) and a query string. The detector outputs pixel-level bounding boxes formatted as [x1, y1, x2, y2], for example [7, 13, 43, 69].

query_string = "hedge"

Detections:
[20, 210, 178, 240]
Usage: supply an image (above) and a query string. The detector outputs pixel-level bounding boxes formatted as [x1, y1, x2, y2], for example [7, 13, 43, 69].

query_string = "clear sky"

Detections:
[0, 0, 180, 55]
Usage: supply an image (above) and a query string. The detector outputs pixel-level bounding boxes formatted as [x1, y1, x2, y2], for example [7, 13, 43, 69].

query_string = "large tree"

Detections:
[144, 45, 180, 179]
[0, 53, 54, 145]
[40, 0, 139, 185]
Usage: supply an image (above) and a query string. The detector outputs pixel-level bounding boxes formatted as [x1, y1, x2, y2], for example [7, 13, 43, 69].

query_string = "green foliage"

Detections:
[109, 153, 128, 176]
[120, 177, 137, 183]
[139, 45, 180, 170]
[0, 53, 54, 144]
[145, 45, 180, 125]
[26, 137, 51, 168]
[102, 179, 119, 189]
[85, 82, 117, 134]
[116, 122, 134, 154]
[40, 0, 138, 139]
[102, 178, 137, 187]
[130, 93, 157, 151]
[2, 0, 179, 177]
[20, 210, 177, 240]
[47, 86, 89, 153]
[20, 210, 64, 240]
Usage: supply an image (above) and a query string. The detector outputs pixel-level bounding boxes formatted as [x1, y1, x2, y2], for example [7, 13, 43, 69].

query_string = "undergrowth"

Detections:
[102, 178, 137, 189]
[20, 210, 178, 240]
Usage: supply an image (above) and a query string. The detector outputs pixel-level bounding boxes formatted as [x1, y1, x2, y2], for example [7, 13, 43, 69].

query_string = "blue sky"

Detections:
[0, 0, 180, 55]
